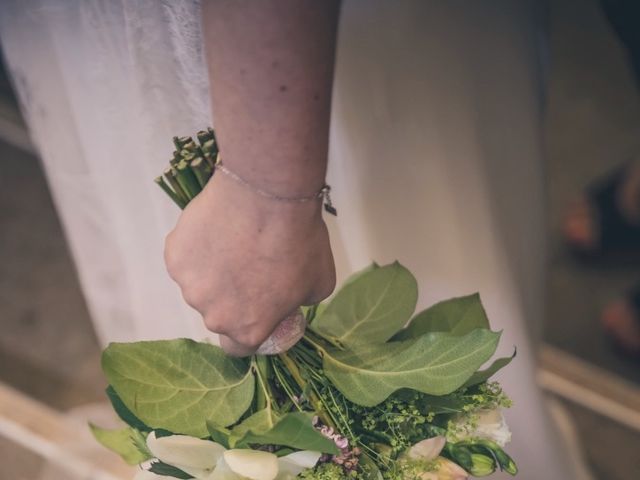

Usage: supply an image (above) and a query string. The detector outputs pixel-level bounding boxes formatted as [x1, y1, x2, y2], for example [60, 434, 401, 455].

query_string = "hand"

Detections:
[164, 172, 336, 356]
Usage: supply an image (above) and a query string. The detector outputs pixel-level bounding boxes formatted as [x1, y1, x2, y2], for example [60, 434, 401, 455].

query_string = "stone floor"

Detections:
[1, 0, 640, 479]
[0, 140, 104, 411]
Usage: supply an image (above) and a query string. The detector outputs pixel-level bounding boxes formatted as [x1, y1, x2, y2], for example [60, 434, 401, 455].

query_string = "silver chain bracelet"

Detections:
[215, 161, 337, 216]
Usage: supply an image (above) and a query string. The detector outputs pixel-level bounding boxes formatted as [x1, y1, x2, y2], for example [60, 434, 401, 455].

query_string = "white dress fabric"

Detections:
[0, 1, 573, 478]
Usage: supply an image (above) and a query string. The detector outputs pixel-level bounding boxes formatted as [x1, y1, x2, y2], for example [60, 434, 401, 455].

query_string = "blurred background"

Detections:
[1, 0, 639, 479]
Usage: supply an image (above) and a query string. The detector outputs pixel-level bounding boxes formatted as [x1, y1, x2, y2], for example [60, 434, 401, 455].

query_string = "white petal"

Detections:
[407, 436, 446, 461]
[417, 474, 438, 480]
[224, 449, 279, 480]
[179, 465, 218, 479]
[206, 457, 243, 480]
[146, 431, 226, 470]
[436, 457, 469, 480]
[476, 409, 502, 425]
[474, 410, 512, 447]
[277, 451, 321, 478]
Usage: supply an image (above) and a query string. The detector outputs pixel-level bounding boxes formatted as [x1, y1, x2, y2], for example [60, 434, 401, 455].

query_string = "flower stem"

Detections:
[176, 160, 202, 199]
[253, 356, 274, 416]
[191, 156, 213, 188]
[277, 352, 306, 389]
[164, 167, 190, 206]
[154, 176, 186, 209]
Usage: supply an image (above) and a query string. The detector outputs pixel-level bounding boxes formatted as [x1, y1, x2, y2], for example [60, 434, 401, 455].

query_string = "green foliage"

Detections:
[359, 452, 384, 480]
[206, 422, 231, 448]
[323, 329, 501, 406]
[453, 439, 517, 475]
[463, 351, 516, 387]
[341, 262, 379, 288]
[468, 453, 496, 476]
[299, 462, 353, 480]
[89, 424, 151, 465]
[394, 293, 489, 341]
[148, 461, 194, 479]
[106, 386, 149, 431]
[229, 410, 339, 454]
[312, 262, 418, 348]
[102, 339, 254, 437]
[96, 256, 518, 477]
[346, 389, 448, 457]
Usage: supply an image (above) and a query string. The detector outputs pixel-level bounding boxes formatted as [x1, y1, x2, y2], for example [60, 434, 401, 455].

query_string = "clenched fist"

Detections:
[164, 172, 336, 356]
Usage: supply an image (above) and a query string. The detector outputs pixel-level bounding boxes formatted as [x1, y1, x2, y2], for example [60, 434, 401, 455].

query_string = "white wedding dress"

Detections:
[0, 1, 575, 478]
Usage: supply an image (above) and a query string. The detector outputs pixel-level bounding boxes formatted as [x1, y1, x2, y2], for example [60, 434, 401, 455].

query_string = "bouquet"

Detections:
[91, 131, 518, 480]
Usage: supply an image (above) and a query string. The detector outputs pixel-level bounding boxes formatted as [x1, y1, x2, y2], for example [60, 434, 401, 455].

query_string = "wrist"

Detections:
[209, 160, 336, 218]
[204, 170, 324, 223]
[219, 149, 328, 199]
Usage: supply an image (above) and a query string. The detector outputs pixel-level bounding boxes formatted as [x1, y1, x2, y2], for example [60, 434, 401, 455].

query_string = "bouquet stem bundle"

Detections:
[154, 129, 218, 208]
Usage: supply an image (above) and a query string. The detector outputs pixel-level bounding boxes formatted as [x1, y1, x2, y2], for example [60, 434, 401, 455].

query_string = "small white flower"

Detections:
[406, 436, 446, 461]
[449, 408, 511, 447]
[404, 437, 468, 480]
[428, 458, 469, 480]
[136, 431, 321, 480]
[470, 409, 512, 447]
[275, 450, 323, 480]
[146, 431, 225, 478]
[223, 449, 279, 480]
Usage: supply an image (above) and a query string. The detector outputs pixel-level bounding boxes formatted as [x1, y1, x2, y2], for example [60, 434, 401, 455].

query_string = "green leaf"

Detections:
[148, 461, 194, 479]
[106, 386, 149, 431]
[301, 262, 381, 324]
[360, 452, 384, 480]
[229, 410, 339, 454]
[393, 390, 466, 414]
[394, 293, 489, 341]
[102, 339, 254, 437]
[89, 424, 152, 465]
[311, 262, 418, 347]
[463, 349, 516, 387]
[206, 422, 231, 449]
[300, 305, 318, 323]
[323, 329, 501, 406]
[341, 262, 379, 288]
[130, 428, 153, 458]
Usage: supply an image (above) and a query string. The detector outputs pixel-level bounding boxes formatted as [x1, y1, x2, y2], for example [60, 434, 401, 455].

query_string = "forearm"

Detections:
[202, 0, 340, 197]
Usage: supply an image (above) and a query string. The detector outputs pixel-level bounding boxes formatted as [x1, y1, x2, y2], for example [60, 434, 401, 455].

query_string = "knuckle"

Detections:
[180, 280, 212, 312]
[306, 271, 336, 305]
[234, 327, 269, 351]
[181, 287, 201, 310]
[321, 271, 337, 298]
[220, 335, 254, 358]
[203, 312, 228, 334]
[163, 231, 179, 277]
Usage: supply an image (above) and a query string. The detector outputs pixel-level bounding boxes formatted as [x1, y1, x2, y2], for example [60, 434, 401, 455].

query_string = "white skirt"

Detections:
[0, 1, 573, 478]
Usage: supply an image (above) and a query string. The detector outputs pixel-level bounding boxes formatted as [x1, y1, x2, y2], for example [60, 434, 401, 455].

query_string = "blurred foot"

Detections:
[563, 162, 640, 254]
[601, 296, 640, 355]
[563, 197, 598, 251]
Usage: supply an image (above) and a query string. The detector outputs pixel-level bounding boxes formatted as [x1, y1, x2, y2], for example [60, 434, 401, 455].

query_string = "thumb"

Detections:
[255, 309, 307, 355]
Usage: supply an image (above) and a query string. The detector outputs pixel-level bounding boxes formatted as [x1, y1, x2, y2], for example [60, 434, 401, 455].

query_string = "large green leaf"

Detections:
[323, 329, 501, 406]
[102, 339, 254, 437]
[89, 424, 151, 465]
[394, 293, 489, 340]
[303, 264, 381, 323]
[106, 386, 149, 431]
[463, 350, 516, 387]
[229, 410, 339, 454]
[341, 262, 379, 288]
[311, 262, 418, 347]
